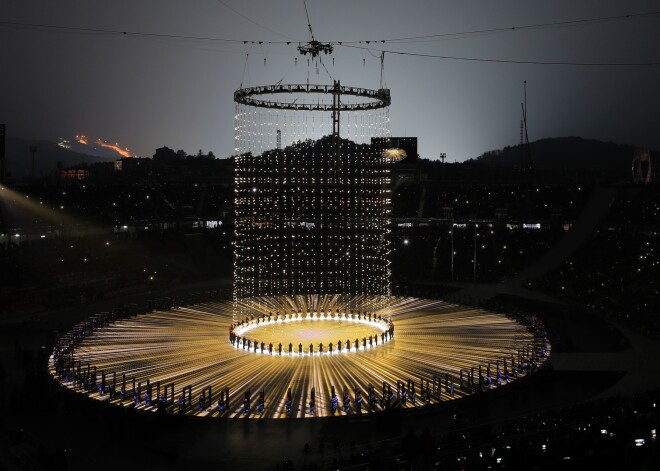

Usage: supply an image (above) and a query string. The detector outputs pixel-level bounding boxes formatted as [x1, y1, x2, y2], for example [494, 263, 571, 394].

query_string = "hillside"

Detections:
[4, 136, 116, 179]
[475, 137, 647, 174]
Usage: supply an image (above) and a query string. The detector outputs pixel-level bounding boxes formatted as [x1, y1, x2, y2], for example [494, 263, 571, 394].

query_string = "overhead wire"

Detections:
[302, 0, 315, 41]
[339, 44, 660, 67]
[3, 10, 659, 46]
[215, 0, 299, 41]
[2, 9, 659, 67]
[318, 56, 334, 81]
[336, 10, 660, 44]
[0, 20, 298, 44]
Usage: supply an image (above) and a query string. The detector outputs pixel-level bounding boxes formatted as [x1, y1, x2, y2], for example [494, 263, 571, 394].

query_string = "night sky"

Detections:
[2, 0, 659, 161]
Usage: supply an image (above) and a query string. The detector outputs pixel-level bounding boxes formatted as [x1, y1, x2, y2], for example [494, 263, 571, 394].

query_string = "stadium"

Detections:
[48, 83, 549, 425]
[1, 9, 659, 469]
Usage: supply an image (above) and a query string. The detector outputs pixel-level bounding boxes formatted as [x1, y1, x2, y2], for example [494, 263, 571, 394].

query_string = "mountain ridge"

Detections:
[4, 136, 117, 178]
[473, 136, 651, 172]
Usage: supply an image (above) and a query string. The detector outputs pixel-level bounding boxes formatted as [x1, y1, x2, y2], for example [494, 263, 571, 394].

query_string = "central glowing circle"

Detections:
[231, 313, 392, 355]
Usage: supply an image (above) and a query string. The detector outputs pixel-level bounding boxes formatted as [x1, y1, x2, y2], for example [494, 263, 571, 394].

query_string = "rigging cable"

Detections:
[340, 43, 660, 67]
[302, 0, 315, 40]
[215, 0, 298, 41]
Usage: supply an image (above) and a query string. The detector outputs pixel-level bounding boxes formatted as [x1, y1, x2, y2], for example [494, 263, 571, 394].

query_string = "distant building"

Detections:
[59, 168, 89, 180]
[113, 157, 151, 181]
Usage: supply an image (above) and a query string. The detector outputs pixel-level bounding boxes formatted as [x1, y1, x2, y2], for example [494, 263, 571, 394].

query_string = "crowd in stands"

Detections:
[15, 182, 233, 226]
[392, 183, 592, 222]
[290, 383, 659, 470]
[0, 181, 234, 315]
[535, 185, 660, 338]
[393, 222, 566, 283]
[432, 389, 659, 470]
[390, 183, 591, 283]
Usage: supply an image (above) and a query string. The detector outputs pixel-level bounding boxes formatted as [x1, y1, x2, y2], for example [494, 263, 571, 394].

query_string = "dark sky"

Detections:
[2, 0, 659, 161]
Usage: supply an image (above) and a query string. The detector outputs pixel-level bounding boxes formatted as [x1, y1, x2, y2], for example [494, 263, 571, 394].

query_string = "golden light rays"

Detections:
[51, 296, 547, 419]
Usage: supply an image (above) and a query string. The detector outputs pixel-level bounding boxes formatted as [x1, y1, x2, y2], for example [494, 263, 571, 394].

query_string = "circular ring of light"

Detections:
[234, 84, 391, 111]
[232, 312, 392, 356]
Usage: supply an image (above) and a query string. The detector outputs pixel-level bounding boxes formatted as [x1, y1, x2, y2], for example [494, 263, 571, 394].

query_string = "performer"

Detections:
[243, 391, 250, 415]
[355, 390, 363, 413]
[309, 388, 316, 415]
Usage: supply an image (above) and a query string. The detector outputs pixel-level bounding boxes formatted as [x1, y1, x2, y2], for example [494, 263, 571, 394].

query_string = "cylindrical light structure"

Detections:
[233, 82, 392, 317]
